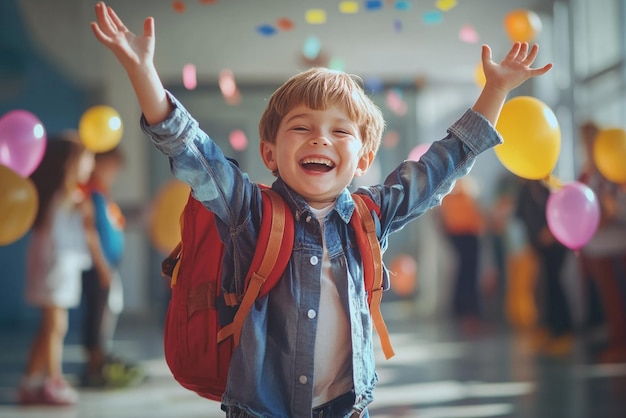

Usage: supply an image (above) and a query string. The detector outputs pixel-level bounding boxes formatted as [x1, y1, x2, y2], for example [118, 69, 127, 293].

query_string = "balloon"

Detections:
[0, 165, 38, 245]
[495, 96, 560, 180]
[408, 143, 431, 162]
[593, 128, 626, 183]
[149, 180, 191, 255]
[474, 62, 486, 88]
[389, 254, 417, 297]
[0, 109, 47, 177]
[504, 9, 542, 42]
[546, 181, 600, 250]
[78, 105, 123, 153]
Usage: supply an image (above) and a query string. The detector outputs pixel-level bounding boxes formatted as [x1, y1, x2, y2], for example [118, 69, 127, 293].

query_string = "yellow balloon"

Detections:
[594, 128, 626, 183]
[0, 165, 38, 245]
[149, 180, 191, 255]
[495, 96, 561, 180]
[474, 62, 486, 88]
[504, 9, 542, 42]
[79, 105, 123, 153]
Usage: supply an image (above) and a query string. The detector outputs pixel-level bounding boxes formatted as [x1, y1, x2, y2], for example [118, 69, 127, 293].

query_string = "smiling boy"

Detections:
[91, 2, 551, 417]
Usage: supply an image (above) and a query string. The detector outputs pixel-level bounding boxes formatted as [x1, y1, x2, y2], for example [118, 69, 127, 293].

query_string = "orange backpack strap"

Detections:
[351, 194, 395, 360]
[217, 188, 294, 346]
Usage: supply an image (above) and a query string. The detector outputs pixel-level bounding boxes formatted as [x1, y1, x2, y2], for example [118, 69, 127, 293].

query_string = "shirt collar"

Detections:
[271, 177, 355, 224]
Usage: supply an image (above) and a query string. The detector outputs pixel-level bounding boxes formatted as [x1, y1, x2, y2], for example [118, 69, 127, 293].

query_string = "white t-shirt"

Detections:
[310, 205, 353, 407]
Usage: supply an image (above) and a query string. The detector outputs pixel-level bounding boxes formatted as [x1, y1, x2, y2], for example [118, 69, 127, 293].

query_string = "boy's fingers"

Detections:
[523, 44, 540, 66]
[143, 17, 155, 38]
[90, 21, 111, 44]
[481, 44, 492, 65]
[107, 6, 128, 32]
[94, 2, 116, 36]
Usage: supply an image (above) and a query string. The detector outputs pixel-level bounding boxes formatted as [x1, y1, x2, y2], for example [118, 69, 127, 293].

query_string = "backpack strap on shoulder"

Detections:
[351, 194, 395, 360]
[217, 188, 294, 346]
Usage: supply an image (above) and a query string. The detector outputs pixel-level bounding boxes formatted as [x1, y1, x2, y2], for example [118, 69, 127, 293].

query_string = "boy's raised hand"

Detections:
[90, 2, 171, 125]
[90, 2, 155, 74]
[482, 42, 552, 94]
[472, 42, 552, 126]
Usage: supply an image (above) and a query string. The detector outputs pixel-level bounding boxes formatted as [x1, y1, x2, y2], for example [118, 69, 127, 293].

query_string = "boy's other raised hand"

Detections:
[481, 42, 552, 94]
[90, 2, 155, 74]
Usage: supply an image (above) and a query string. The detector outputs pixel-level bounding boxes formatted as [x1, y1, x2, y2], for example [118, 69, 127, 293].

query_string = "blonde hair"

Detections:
[259, 67, 385, 157]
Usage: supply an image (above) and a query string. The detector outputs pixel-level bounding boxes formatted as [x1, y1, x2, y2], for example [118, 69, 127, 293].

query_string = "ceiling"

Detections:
[16, 0, 554, 87]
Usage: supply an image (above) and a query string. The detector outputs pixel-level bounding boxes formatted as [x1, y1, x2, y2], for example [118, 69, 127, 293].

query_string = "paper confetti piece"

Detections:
[364, 77, 384, 93]
[198, 0, 218, 4]
[365, 0, 383, 11]
[394, 0, 411, 11]
[219, 69, 237, 98]
[339, 1, 359, 14]
[328, 57, 345, 71]
[436, 0, 457, 12]
[459, 24, 479, 43]
[394, 19, 403, 32]
[172, 1, 186, 13]
[182, 64, 197, 90]
[303, 36, 322, 60]
[276, 17, 294, 31]
[257, 24, 277, 36]
[306, 9, 327, 24]
[423, 10, 443, 25]
[229, 129, 248, 151]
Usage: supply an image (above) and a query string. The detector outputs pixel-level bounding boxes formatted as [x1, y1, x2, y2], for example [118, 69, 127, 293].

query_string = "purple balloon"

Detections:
[0, 110, 47, 177]
[546, 181, 600, 250]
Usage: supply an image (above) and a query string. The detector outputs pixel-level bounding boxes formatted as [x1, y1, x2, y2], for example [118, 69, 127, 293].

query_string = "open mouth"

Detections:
[300, 157, 336, 173]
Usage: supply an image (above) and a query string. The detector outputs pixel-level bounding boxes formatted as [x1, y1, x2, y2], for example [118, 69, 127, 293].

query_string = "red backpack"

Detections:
[161, 187, 394, 401]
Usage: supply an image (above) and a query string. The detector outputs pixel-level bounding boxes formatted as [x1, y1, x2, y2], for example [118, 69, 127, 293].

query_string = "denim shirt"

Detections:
[142, 92, 502, 418]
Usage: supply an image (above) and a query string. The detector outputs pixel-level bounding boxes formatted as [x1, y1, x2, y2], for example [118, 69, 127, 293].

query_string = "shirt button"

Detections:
[310, 256, 319, 265]
[306, 215, 312, 222]
[307, 309, 316, 319]
[299, 375, 308, 384]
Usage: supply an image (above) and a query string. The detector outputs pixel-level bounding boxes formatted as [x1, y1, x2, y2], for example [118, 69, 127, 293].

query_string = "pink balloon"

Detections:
[0, 110, 47, 177]
[408, 143, 431, 161]
[546, 181, 600, 250]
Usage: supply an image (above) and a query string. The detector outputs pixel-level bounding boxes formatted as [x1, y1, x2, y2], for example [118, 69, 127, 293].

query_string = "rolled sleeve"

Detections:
[448, 108, 503, 155]
[140, 91, 198, 157]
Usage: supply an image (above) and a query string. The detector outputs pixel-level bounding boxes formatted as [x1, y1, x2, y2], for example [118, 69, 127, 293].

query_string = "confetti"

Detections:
[276, 17, 294, 31]
[219, 69, 237, 98]
[229, 129, 248, 151]
[182, 64, 197, 90]
[303, 36, 321, 59]
[339, 1, 359, 14]
[459, 24, 479, 43]
[172, 1, 186, 13]
[436, 0, 457, 12]
[328, 57, 345, 71]
[394, 19, 403, 32]
[423, 10, 443, 25]
[198, 0, 217, 4]
[394, 0, 411, 11]
[306, 9, 327, 24]
[364, 77, 384, 93]
[365, 0, 383, 11]
[256, 24, 277, 36]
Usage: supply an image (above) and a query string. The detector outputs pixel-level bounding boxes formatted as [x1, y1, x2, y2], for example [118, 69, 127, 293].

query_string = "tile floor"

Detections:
[1, 302, 625, 418]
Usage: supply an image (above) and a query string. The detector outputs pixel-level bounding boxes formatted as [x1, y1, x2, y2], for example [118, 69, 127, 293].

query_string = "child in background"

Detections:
[80, 147, 143, 387]
[19, 132, 101, 405]
[91, 2, 551, 416]
[438, 176, 486, 334]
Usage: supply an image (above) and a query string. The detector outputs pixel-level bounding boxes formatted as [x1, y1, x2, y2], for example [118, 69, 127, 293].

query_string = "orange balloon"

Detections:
[593, 128, 626, 184]
[0, 165, 38, 245]
[149, 180, 191, 255]
[504, 9, 542, 42]
[389, 254, 418, 297]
